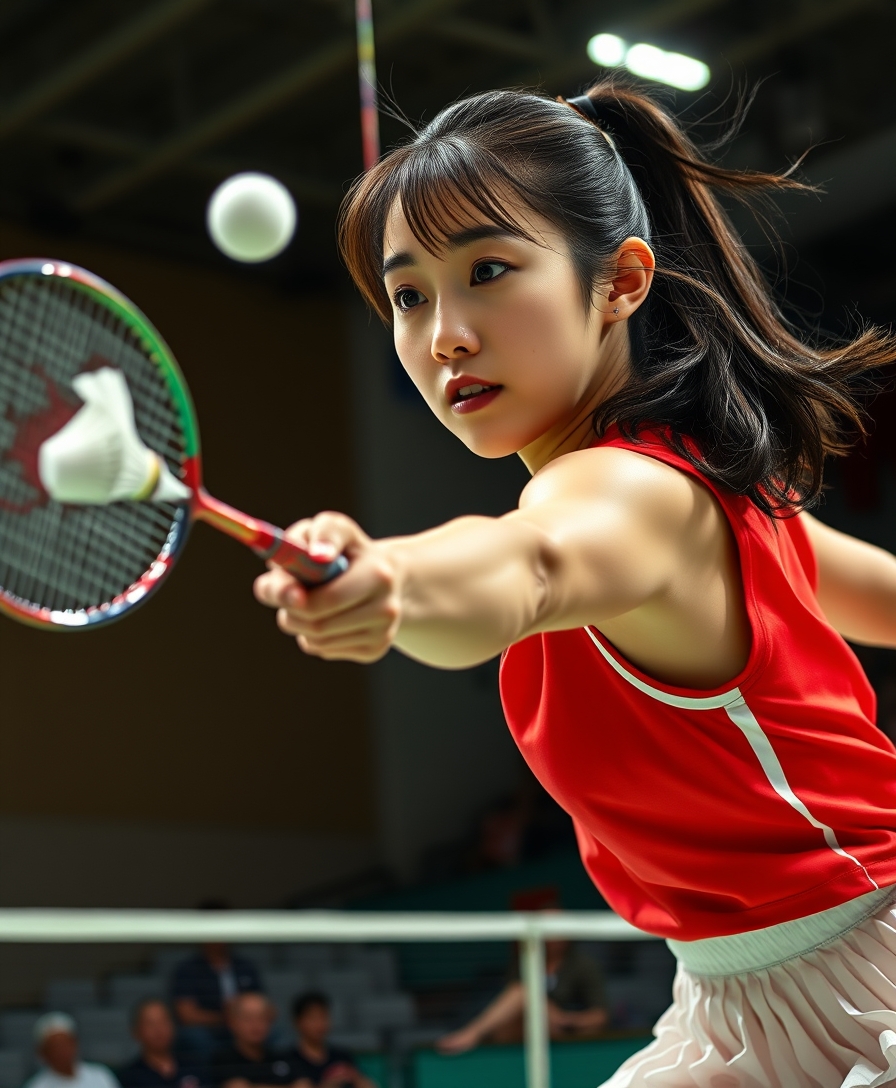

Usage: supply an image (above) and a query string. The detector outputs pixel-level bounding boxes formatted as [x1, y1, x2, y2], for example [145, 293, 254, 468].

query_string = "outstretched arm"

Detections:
[254, 447, 687, 669]
[801, 513, 896, 648]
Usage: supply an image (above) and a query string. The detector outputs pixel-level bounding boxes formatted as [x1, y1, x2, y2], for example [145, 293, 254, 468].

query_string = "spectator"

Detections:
[211, 993, 301, 1088]
[173, 905, 262, 1064]
[24, 1014, 119, 1088]
[282, 994, 376, 1088]
[119, 1000, 202, 1088]
[436, 939, 608, 1054]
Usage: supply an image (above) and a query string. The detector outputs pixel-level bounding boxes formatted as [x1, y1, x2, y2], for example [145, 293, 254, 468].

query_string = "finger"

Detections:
[295, 632, 390, 664]
[293, 511, 366, 562]
[254, 567, 307, 610]
[274, 591, 397, 638]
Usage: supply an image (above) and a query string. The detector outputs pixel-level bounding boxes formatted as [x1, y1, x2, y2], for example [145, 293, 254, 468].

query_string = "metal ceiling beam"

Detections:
[0, 0, 218, 142]
[74, 0, 471, 214]
[434, 18, 544, 60]
[36, 121, 342, 206]
[723, 0, 877, 66]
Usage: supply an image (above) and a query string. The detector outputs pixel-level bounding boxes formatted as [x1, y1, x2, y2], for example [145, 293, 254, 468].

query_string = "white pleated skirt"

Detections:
[602, 885, 896, 1088]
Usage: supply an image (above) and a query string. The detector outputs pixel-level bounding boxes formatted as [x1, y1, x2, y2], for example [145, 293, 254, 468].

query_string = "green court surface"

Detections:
[357, 1053, 389, 1082]
[412, 1037, 650, 1088]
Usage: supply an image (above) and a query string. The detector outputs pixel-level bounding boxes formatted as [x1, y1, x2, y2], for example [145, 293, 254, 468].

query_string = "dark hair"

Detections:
[130, 998, 170, 1030]
[292, 991, 330, 1019]
[338, 78, 896, 516]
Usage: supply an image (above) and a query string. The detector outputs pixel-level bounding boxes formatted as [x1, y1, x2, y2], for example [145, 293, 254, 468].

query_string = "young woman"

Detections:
[255, 80, 896, 1086]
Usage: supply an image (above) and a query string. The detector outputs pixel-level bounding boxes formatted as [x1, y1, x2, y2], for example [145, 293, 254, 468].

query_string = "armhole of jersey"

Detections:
[786, 512, 820, 594]
[591, 430, 771, 696]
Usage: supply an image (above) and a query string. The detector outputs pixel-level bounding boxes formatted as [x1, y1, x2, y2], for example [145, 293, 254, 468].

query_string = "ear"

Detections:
[604, 237, 654, 319]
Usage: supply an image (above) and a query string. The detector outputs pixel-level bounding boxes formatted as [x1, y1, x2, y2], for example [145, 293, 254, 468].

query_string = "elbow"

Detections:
[526, 526, 564, 634]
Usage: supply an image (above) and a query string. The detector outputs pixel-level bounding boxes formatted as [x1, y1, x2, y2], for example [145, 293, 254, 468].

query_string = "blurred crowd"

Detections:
[18, 930, 617, 1088]
[23, 941, 376, 1088]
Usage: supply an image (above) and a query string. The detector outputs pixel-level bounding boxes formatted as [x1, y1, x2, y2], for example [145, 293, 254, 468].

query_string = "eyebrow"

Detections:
[382, 225, 522, 278]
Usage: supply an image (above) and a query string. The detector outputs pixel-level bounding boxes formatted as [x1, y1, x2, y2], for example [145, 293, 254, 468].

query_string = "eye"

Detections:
[471, 260, 510, 284]
[393, 287, 426, 313]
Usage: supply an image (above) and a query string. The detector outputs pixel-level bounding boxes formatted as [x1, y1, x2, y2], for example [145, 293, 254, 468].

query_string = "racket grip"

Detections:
[257, 530, 348, 586]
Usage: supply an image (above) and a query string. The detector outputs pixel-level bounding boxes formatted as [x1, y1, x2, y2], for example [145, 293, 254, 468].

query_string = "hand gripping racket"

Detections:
[0, 258, 346, 629]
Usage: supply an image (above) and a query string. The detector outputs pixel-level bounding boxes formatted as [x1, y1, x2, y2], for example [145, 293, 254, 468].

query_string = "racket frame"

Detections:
[0, 259, 344, 631]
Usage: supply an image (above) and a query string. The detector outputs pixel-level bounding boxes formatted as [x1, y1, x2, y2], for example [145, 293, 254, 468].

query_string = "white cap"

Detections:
[34, 1013, 76, 1044]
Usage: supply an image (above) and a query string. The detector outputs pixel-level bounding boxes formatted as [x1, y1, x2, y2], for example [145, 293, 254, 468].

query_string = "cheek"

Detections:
[394, 335, 441, 406]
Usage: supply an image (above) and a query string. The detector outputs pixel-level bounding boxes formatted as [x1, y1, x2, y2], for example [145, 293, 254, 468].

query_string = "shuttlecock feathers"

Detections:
[37, 367, 190, 504]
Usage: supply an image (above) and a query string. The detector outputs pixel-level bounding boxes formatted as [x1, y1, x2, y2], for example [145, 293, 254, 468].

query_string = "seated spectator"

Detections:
[282, 994, 376, 1088]
[24, 1014, 119, 1088]
[173, 907, 262, 1064]
[436, 938, 608, 1054]
[211, 993, 301, 1088]
[119, 1000, 202, 1088]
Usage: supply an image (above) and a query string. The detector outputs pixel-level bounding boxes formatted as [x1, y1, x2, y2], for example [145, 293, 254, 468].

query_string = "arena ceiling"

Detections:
[0, 0, 893, 302]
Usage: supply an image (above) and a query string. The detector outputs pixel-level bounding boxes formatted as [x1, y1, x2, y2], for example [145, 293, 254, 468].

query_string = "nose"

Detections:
[430, 302, 480, 362]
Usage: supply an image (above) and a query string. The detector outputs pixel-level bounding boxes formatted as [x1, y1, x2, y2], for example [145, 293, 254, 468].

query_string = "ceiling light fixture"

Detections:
[586, 33, 710, 92]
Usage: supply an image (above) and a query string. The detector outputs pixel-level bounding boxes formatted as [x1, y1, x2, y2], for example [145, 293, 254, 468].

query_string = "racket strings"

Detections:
[0, 275, 187, 614]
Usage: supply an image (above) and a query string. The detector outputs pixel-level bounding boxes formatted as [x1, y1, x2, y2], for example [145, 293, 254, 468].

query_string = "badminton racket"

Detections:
[0, 258, 347, 630]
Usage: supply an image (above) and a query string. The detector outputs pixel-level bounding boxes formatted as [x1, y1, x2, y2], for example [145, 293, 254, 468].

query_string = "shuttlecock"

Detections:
[38, 368, 191, 505]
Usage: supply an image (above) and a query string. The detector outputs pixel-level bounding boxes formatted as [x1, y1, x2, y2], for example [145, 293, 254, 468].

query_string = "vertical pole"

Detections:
[521, 929, 551, 1088]
[355, 0, 380, 171]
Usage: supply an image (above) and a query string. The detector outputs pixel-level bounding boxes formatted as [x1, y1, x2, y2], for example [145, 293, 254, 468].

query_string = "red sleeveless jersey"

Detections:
[499, 426, 896, 940]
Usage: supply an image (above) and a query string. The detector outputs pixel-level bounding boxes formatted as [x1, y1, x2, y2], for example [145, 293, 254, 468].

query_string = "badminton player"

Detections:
[255, 80, 896, 1085]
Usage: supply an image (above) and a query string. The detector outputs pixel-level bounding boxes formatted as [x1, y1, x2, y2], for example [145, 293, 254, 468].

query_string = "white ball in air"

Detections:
[206, 172, 297, 263]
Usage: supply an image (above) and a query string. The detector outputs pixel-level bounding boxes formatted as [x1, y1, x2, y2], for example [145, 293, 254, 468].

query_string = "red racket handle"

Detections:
[193, 489, 348, 587]
[258, 529, 349, 586]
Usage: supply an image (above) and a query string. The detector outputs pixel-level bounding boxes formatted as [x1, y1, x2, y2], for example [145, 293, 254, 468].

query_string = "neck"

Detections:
[51, 1065, 75, 1079]
[144, 1052, 175, 1075]
[300, 1040, 326, 1061]
[518, 326, 630, 474]
[237, 1042, 264, 1062]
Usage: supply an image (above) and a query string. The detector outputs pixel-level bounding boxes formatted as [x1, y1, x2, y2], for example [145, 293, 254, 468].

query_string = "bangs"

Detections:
[338, 133, 543, 325]
[396, 138, 536, 257]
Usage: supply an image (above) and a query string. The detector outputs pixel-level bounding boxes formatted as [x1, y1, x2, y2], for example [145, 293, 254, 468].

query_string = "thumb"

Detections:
[298, 512, 367, 560]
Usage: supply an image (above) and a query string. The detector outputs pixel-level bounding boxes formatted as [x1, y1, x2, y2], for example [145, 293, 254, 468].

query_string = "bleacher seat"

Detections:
[317, 969, 373, 1003]
[345, 949, 398, 993]
[152, 948, 188, 978]
[45, 980, 98, 1012]
[0, 1049, 27, 1088]
[393, 1025, 448, 1051]
[234, 944, 277, 969]
[74, 1007, 131, 1041]
[108, 975, 166, 1009]
[80, 1039, 137, 1067]
[261, 970, 309, 1033]
[327, 1028, 381, 1053]
[75, 1008, 135, 1069]
[354, 994, 416, 1032]
[281, 945, 335, 972]
[0, 1010, 42, 1051]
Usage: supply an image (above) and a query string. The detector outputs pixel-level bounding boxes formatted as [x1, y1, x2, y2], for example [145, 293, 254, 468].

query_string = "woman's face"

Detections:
[382, 196, 631, 469]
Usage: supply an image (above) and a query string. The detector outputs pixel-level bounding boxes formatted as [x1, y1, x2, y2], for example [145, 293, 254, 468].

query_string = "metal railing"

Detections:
[0, 909, 650, 1088]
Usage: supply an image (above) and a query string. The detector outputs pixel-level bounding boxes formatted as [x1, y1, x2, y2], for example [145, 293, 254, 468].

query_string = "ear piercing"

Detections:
[613, 307, 619, 315]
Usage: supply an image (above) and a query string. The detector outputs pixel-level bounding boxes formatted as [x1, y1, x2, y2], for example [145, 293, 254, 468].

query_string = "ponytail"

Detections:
[338, 78, 896, 515]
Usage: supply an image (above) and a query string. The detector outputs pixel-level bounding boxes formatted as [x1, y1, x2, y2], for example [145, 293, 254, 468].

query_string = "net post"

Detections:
[521, 925, 550, 1088]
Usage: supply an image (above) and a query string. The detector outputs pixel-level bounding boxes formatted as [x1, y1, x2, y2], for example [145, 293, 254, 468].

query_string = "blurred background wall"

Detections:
[0, 0, 893, 943]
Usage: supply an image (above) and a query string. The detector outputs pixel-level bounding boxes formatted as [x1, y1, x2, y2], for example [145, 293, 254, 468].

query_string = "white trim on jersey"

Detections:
[583, 625, 879, 891]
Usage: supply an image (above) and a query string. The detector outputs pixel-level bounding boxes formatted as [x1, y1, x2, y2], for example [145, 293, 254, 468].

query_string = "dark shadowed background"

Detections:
[0, 0, 893, 1004]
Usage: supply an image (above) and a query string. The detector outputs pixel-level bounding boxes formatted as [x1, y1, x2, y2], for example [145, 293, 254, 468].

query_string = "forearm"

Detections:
[390, 515, 552, 668]
[804, 515, 896, 647]
[823, 543, 896, 648]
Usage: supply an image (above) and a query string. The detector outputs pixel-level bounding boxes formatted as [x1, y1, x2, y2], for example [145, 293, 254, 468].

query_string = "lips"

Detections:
[445, 375, 503, 405]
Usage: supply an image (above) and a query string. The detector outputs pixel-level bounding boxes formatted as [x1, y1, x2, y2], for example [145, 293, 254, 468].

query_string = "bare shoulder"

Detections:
[519, 443, 714, 533]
